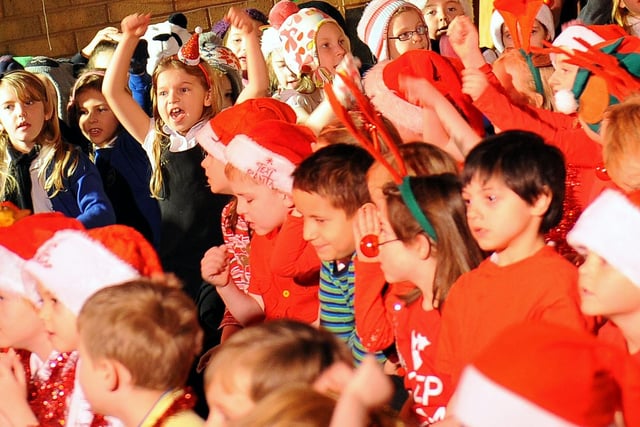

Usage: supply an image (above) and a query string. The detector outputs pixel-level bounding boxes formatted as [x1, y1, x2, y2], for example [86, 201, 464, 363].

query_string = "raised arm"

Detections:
[102, 13, 153, 143]
[226, 7, 270, 103]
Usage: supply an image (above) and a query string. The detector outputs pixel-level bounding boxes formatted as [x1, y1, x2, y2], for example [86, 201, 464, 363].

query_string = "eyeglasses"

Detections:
[388, 25, 427, 42]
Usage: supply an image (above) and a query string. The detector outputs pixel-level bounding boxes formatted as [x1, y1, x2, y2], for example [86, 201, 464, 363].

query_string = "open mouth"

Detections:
[170, 107, 185, 120]
[88, 128, 102, 137]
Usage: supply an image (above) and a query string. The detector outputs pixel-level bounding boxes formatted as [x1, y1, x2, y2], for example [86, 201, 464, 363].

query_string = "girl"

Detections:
[102, 13, 230, 300]
[357, 0, 429, 62]
[356, 174, 483, 425]
[0, 70, 115, 228]
[613, 0, 640, 36]
[67, 70, 161, 246]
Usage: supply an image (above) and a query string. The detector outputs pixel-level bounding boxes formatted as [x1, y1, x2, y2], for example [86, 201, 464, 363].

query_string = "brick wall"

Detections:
[0, 0, 369, 59]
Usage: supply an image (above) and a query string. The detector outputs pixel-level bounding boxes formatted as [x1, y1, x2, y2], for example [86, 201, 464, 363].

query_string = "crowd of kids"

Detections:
[3, 0, 640, 425]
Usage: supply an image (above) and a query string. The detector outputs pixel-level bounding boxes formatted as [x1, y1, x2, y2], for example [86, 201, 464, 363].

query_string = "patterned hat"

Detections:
[225, 120, 315, 193]
[178, 27, 203, 66]
[357, 0, 424, 61]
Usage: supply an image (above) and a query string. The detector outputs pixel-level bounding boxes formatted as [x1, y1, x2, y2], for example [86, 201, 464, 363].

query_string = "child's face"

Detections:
[201, 153, 231, 194]
[316, 22, 348, 76]
[423, 0, 466, 40]
[271, 49, 300, 91]
[205, 370, 255, 427]
[548, 54, 579, 94]
[0, 86, 49, 152]
[219, 75, 234, 110]
[156, 68, 212, 135]
[577, 249, 640, 318]
[225, 26, 249, 72]
[77, 339, 109, 415]
[367, 162, 392, 212]
[388, 10, 430, 59]
[36, 282, 79, 352]
[621, 0, 640, 16]
[229, 177, 290, 235]
[76, 88, 120, 148]
[292, 189, 356, 261]
[376, 207, 423, 285]
[462, 174, 540, 255]
[0, 290, 44, 351]
[501, 20, 548, 51]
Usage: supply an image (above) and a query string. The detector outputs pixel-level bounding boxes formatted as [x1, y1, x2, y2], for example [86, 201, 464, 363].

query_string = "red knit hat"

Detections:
[87, 224, 164, 278]
[178, 27, 203, 66]
[0, 212, 85, 259]
[363, 49, 485, 138]
[453, 322, 640, 427]
[196, 98, 297, 162]
[225, 119, 315, 193]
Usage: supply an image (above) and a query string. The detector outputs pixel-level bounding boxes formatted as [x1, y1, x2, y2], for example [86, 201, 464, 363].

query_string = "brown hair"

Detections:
[603, 95, 640, 191]
[0, 70, 78, 199]
[383, 173, 483, 306]
[316, 111, 403, 153]
[77, 276, 202, 390]
[204, 320, 352, 402]
[292, 143, 374, 217]
[148, 57, 222, 198]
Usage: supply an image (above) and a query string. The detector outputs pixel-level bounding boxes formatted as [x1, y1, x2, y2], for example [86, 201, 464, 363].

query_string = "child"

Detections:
[103, 13, 230, 300]
[489, 3, 555, 55]
[204, 319, 353, 425]
[602, 96, 640, 193]
[292, 143, 387, 365]
[567, 190, 640, 362]
[437, 130, 588, 386]
[206, 119, 319, 325]
[613, 0, 640, 36]
[77, 278, 203, 426]
[357, 0, 429, 62]
[67, 69, 161, 246]
[359, 173, 484, 424]
[408, 0, 472, 56]
[0, 70, 115, 228]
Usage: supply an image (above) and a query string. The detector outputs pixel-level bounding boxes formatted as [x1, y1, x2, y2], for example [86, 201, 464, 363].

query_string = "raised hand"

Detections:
[354, 203, 382, 262]
[121, 13, 152, 39]
[226, 6, 255, 34]
[201, 244, 231, 287]
[447, 16, 485, 69]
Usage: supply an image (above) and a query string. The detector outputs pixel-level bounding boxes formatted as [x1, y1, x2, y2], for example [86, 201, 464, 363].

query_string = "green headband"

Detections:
[520, 49, 544, 95]
[398, 176, 438, 242]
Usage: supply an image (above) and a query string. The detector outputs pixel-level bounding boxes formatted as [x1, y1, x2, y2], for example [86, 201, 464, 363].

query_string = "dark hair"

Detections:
[298, 1, 348, 34]
[461, 130, 565, 233]
[292, 143, 373, 216]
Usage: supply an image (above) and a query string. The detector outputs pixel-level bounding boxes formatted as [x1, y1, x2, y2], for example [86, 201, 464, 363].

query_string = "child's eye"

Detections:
[98, 106, 109, 113]
[486, 195, 497, 202]
[425, 9, 436, 16]
[158, 90, 168, 97]
[181, 87, 190, 94]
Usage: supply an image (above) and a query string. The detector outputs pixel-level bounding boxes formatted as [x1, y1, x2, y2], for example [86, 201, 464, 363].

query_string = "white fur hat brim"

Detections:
[22, 230, 140, 315]
[196, 120, 227, 163]
[490, 4, 555, 52]
[567, 189, 640, 286]
[0, 245, 29, 299]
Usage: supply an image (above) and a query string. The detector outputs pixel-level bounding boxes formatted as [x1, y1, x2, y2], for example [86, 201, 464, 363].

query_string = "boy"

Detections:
[567, 189, 640, 363]
[203, 119, 320, 325]
[292, 143, 387, 365]
[437, 131, 588, 385]
[77, 278, 203, 426]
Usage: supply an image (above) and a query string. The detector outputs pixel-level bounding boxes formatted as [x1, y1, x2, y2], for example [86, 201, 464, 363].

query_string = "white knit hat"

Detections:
[22, 230, 140, 315]
[490, 4, 555, 53]
[0, 245, 28, 299]
[357, 0, 424, 61]
[567, 189, 640, 286]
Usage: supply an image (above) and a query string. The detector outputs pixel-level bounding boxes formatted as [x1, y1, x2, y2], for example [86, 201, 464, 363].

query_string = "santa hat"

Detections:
[0, 212, 85, 259]
[490, 3, 555, 53]
[269, 0, 300, 29]
[550, 24, 626, 65]
[567, 189, 640, 286]
[178, 27, 203, 66]
[357, 0, 424, 61]
[87, 224, 163, 278]
[197, 98, 297, 163]
[225, 119, 315, 193]
[0, 245, 29, 299]
[22, 230, 140, 315]
[363, 49, 485, 138]
[278, 7, 342, 77]
[453, 322, 640, 427]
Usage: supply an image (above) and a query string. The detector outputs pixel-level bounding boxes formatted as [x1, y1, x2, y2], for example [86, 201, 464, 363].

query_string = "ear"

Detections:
[203, 87, 213, 108]
[414, 233, 433, 260]
[530, 187, 552, 217]
[109, 359, 134, 392]
[282, 192, 294, 209]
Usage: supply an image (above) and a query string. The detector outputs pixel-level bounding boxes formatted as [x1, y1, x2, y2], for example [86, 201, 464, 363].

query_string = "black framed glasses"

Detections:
[388, 25, 427, 42]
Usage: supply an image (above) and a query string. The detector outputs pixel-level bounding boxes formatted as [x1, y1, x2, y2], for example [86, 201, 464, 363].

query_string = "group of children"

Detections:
[2, 0, 640, 425]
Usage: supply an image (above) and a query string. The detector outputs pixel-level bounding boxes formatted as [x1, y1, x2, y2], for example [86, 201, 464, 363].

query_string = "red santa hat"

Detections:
[567, 189, 640, 286]
[0, 245, 29, 299]
[22, 230, 140, 315]
[453, 322, 640, 427]
[0, 212, 85, 259]
[225, 119, 315, 194]
[178, 26, 203, 66]
[196, 98, 297, 163]
[269, 0, 300, 29]
[363, 49, 485, 138]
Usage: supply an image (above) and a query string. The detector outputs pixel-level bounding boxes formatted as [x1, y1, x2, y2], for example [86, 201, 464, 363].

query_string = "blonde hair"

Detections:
[603, 95, 640, 190]
[77, 276, 202, 390]
[0, 70, 78, 199]
[204, 320, 352, 402]
[316, 111, 403, 153]
[148, 57, 222, 198]
[229, 385, 337, 427]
